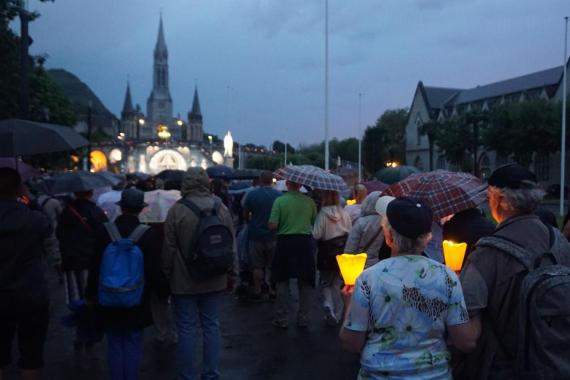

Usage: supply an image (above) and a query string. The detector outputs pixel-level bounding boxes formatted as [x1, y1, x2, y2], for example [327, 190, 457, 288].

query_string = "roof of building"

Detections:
[452, 65, 563, 105]
[423, 85, 463, 109]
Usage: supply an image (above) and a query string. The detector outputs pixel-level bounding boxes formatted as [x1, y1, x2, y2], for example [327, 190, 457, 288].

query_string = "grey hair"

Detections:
[500, 187, 545, 214]
[382, 218, 432, 255]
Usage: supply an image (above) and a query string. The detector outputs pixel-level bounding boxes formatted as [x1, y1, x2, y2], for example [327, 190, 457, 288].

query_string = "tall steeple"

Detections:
[121, 81, 134, 116]
[187, 85, 204, 142]
[146, 13, 173, 139]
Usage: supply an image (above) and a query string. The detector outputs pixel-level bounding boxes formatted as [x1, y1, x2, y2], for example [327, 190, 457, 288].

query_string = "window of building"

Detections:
[480, 153, 491, 180]
[414, 155, 424, 171]
[535, 152, 550, 181]
[415, 114, 423, 146]
[436, 155, 446, 170]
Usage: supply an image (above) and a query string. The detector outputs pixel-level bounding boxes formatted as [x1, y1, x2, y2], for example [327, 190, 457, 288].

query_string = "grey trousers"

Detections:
[150, 291, 177, 341]
[275, 279, 312, 320]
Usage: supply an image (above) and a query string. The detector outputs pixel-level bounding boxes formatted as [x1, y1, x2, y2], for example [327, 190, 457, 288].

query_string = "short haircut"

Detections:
[382, 218, 431, 255]
[259, 170, 273, 185]
[492, 186, 545, 214]
[0, 167, 22, 197]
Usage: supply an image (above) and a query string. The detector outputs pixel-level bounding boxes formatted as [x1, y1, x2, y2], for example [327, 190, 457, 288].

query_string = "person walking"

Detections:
[340, 197, 480, 379]
[344, 183, 368, 223]
[243, 171, 282, 300]
[163, 168, 235, 380]
[313, 190, 352, 326]
[457, 164, 570, 380]
[86, 189, 163, 380]
[344, 191, 385, 268]
[0, 168, 52, 380]
[268, 180, 317, 328]
[57, 189, 108, 352]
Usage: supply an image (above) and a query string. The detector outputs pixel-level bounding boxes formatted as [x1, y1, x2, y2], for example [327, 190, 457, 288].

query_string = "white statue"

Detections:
[223, 131, 233, 157]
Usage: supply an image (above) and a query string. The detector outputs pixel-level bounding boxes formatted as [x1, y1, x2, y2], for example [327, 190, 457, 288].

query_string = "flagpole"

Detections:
[324, 0, 330, 171]
[561, 16, 568, 216]
[358, 93, 362, 182]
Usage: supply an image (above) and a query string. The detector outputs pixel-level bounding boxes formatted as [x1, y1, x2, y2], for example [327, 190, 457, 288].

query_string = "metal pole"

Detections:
[87, 100, 93, 172]
[324, 0, 330, 170]
[19, 8, 30, 119]
[284, 139, 288, 166]
[358, 93, 362, 182]
[561, 16, 568, 216]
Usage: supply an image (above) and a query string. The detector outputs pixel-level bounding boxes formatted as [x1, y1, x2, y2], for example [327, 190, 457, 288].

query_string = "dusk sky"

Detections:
[17, 0, 569, 146]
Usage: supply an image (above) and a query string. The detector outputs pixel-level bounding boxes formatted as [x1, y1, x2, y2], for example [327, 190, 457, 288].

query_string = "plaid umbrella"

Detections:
[274, 165, 347, 192]
[374, 165, 420, 185]
[383, 170, 487, 220]
[362, 180, 388, 193]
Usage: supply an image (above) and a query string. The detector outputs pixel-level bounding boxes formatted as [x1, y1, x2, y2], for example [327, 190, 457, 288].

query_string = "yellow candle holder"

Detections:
[442, 240, 467, 272]
[336, 253, 368, 286]
[346, 199, 357, 205]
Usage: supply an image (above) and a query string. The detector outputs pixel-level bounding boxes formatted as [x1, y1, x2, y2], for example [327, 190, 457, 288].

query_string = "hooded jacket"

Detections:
[344, 191, 385, 268]
[312, 205, 352, 242]
[162, 168, 236, 295]
[0, 200, 51, 308]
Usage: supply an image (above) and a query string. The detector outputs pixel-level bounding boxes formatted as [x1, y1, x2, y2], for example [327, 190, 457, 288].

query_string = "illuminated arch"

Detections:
[148, 149, 188, 174]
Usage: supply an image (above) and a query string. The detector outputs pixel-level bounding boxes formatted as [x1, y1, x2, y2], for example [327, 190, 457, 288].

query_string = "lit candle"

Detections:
[346, 199, 357, 205]
[336, 253, 368, 286]
[442, 240, 467, 272]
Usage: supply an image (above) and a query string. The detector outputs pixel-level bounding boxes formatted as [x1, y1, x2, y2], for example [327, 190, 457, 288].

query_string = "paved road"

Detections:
[5, 275, 360, 380]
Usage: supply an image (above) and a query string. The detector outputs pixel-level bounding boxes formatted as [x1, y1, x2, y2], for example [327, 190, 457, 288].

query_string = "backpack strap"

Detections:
[104, 222, 122, 243]
[128, 224, 150, 243]
[178, 198, 207, 218]
[475, 235, 533, 270]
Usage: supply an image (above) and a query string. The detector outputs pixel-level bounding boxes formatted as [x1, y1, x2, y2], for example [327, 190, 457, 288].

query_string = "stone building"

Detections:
[406, 59, 570, 184]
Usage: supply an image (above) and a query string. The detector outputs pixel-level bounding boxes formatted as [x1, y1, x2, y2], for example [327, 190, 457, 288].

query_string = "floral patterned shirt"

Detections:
[344, 255, 469, 380]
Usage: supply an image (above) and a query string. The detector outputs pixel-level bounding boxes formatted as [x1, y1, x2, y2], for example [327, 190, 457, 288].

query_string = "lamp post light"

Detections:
[137, 118, 145, 140]
[208, 135, 213, 154]
[177, 119, 186, 141]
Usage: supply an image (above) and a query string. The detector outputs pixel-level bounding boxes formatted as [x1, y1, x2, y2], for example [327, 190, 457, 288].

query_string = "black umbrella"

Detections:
[97, 171, 124, 186]
[0, 119, 89, 157]
[49, 171, 114, 194]
[206, 165, 235, 179]
[229, 169, 261, 180]
[155, 169, 185, 182]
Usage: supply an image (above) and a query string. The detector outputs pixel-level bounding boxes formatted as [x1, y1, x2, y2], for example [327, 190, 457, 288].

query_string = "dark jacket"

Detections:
[443, 208, 495, 256]
[86, 214, 165, 330]
[0, 200, 51, 309]
[57, 198, 108, 271]
[457, 214, 570, 380]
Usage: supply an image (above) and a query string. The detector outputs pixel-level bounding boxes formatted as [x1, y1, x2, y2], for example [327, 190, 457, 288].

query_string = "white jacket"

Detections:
[313, 205, 352, 241]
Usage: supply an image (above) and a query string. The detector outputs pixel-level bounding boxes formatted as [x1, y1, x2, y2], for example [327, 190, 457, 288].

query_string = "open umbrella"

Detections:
[139, 189, 181, 223]
[49, 171, 114, 194]
[362, 180, 388, 193]
[206, 165, 235, 179]
[383, 170, 487, 220]
[0, 158, 41, 180]
[97, 171, 124, 186]
[0, 119, 88, 157]
[374, 165, 420, 185]
[274, 165, 347, 192]
[155, 169, 185, 182]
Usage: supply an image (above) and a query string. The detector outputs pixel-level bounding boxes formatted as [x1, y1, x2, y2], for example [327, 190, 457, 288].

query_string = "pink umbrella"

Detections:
[0, 158, 40, 181]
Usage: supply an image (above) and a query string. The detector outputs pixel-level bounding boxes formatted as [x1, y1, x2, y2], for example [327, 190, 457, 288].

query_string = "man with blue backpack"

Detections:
[86, 188, 165, 380]
[456, 164, 570, 380]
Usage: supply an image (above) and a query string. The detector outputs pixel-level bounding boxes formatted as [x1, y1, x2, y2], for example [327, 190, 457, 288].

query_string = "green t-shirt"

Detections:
[268, 191, 317, 235]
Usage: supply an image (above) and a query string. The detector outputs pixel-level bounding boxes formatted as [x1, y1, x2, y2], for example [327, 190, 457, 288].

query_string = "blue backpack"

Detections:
[98, 222, 149, 308]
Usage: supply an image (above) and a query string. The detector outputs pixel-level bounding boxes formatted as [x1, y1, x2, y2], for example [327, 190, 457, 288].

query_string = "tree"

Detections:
[246, 155, 282, 171]
[485, 99, 560, 167]
[272, 140, 295, 154]
[362, 108, 408, 174]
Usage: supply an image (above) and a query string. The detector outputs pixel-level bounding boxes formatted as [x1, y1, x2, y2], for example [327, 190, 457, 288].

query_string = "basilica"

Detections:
[91, 16, 219, 174]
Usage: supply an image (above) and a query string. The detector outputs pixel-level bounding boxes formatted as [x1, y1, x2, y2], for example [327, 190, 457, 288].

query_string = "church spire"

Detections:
[190, 85, 202, 118]
[121, 81, 134, 116]
[155, 13, 167, 57]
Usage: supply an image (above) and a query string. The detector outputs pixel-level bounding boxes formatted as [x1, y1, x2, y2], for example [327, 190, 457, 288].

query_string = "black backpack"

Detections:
[475, 228, 570, 380]
[178, 198, 234, 280]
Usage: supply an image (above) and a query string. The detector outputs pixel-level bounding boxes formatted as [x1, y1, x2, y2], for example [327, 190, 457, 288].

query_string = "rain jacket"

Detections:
[162, 168, 236, 295]
[344, 191, 385, 268]
[0, 200, 51, 308]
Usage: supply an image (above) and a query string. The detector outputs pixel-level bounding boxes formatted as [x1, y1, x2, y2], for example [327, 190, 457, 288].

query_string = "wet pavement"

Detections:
[4, 274, 360, 380]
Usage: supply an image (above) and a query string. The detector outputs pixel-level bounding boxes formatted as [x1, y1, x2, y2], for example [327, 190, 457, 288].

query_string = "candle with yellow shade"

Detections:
[442, 240, 467, 273]
[346, 199, 357, 206]
[336, 253, 368, 286]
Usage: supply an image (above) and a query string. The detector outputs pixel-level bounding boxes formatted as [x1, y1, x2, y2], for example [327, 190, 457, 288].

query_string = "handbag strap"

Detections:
[361, 225, 383, 254]
[68, 204, 93, 233]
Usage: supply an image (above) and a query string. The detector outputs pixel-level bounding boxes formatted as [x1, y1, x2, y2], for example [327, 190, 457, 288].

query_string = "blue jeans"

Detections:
[106, 328, 143, 380]
[174, 293, 221, 380]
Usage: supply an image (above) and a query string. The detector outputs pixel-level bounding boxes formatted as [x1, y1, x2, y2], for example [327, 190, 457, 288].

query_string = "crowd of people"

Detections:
[1, 163, 570, 380]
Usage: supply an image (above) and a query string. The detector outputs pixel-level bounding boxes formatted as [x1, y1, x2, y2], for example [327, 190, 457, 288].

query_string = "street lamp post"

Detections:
[324, 0, 330, 171]
[137, 118, 145, 140]
[561, 16, 569, 216]
[358, 93, 363, 182]
[177, 119, 186, 141]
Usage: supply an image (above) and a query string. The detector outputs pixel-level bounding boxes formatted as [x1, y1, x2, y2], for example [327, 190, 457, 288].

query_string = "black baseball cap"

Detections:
[488, 164, 538, 190]
[386, 197, 433, 239]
